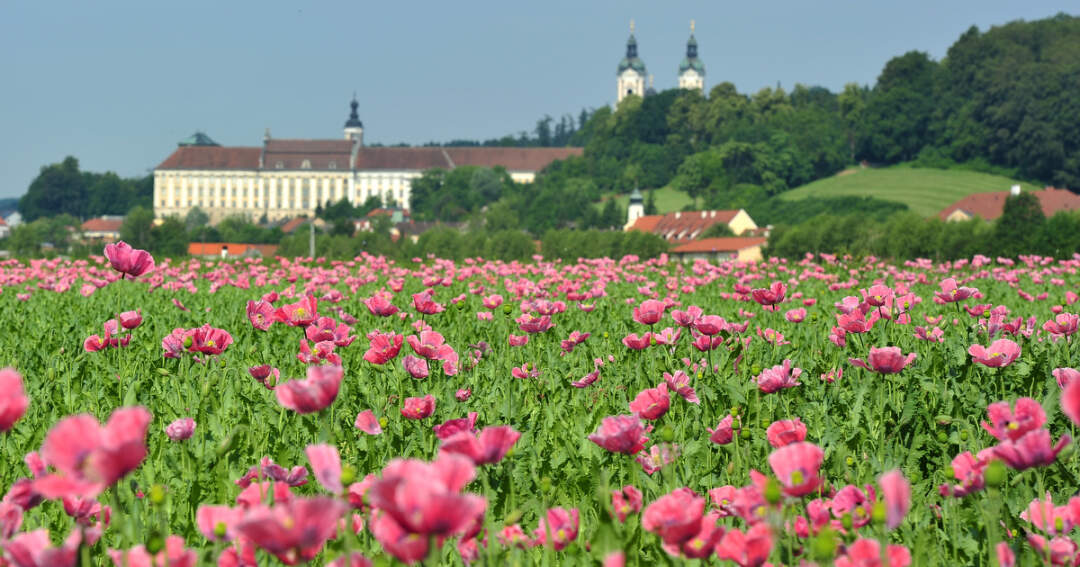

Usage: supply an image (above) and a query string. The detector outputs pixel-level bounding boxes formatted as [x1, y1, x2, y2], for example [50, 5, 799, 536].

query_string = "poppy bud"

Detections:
[760, 419, 770, 429]
[960, 430, 969, 441]
[603, 332, 609, 339]
[845, 456, 854, 467]
[502, 304, 513, 315]
[984, 460, 1006, 488]
[811, 528, 836, 561]
[341, 464, 356, 485]
[730, 406, 740, 416]
[146, 532, 164, 555]
[764, 478, 782, 505]
[540, 476, 552, 493]
[944, 465, 955, 479]
[740, 429, 751, 440]
[183, 336, 193, 348]
[936, 431, 948, 443]
[871, 501, 886, 525]
[149, 484, 166, 505]
[732, 418, 741, 430]
[156, 368, 170, 376]
[378, 417, 388, 428]
[504, 508, 523, 525]
[214, 521, 228, 539]
[456, 301, 465, 310]
[751, 365, 761, 375]
[660, 425, 674, 442]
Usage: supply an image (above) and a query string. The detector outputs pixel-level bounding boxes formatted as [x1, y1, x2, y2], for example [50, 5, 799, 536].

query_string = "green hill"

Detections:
[778, 166, 1041, 217]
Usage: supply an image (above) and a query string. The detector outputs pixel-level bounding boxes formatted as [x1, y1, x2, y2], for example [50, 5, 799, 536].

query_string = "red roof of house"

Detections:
[627, 214, 663, 233]
[280, 218, 309, 234]
[81, 218, 124, 232]
[938, 187, 1080, 221]
[156, 147, 261, 170]
[188, 242, 279, 257]
[671, 237, 768, 253]
[635, 210, 742, 242]
[443, 147, 582, 171]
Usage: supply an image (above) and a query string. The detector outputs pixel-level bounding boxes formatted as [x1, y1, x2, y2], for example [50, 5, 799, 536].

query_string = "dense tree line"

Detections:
[767, 192, 1080, 260]
[18, 157, 153, 222]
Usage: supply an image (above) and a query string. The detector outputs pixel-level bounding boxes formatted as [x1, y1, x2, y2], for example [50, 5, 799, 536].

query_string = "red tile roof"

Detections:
[81, 218, 124, 233]
[671, 237, 768, 253]
[627, 214, 663, 233]
[264, 139, 353, 170]
[188, 242, 279, 257]
[632, 210, 742, 242]
[156, 147, 261, 170]
[443, 147, 583, 171]
[939, 187, 1080, 221]
[280, 218, 309, 234]
[354, 147, 449, 170]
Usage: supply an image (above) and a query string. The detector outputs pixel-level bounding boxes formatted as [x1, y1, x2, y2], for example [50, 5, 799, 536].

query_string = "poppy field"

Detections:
[3, 244, 1080, 566]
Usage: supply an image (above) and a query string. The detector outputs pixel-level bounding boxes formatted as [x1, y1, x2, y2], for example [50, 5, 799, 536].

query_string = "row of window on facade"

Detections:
[275, 160, 336, 169]
[159, 187, 403, 209]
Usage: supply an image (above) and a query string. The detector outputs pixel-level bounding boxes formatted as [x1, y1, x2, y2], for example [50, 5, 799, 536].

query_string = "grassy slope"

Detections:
[779, 166, 1040, 217]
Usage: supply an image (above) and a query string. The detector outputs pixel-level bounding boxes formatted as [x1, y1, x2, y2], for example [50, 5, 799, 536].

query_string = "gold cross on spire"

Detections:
[690, 20, 695, 34]
[630, 19, 635, 34]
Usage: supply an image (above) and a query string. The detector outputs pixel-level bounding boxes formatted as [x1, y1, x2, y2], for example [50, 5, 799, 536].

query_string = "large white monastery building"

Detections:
[153, 99, 581, 223]
[617, 21, 706, 104]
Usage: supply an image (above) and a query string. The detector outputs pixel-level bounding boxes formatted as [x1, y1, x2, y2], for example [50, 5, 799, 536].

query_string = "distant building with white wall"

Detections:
[616, 21, 647, 104]
[678, 21, 705, 92]
[153, 99, 581, 223]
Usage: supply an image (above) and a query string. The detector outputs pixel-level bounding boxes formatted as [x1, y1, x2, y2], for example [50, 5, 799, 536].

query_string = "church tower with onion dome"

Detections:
[616, 20, 647, 104]
[678, 21, 705, 92]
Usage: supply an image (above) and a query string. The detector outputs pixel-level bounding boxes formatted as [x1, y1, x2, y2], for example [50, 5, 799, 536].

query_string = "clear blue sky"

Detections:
[0, 0, 1071, 199]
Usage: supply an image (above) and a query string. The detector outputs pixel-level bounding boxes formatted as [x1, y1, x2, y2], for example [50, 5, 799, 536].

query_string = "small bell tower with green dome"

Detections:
[616, 20, 647, 104]
[678, 20, 705, 92]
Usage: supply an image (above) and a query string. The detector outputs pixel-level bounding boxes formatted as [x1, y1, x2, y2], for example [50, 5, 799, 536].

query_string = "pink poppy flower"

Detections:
[641, 487, 704, 545]
[691, 333, 723, 352]
[0, 368, 29, 432]
[836, 309, 880, 334]
[969, 339, 1021, 367]
[517, 314, 554, 334]
[611, 485, 643, 523]
[993, 429, 1070, 471]
[532, 507, 578, 551]
[406, 330, 449, 359]
[306, 444, 342, 494]
[878, 469, 910, 530]
[1020, 493, 1073, 535]
[412, 290, 445, 315]
[108, 535, 199, 567]
[455, 388, 471, 401]
[248, 365, 280, 388]
[165, 418, 196, 442]
[189, 324, 232, 356]
[663, 371, 699, 404]
[196, 505, 243, 542]
[715, 523, 772, 567]
[246, 300, 274, 331]
[981, 398, 1046, 441]
[369, 453, 485, 541]
[671, 305, 702, 327]
[662, 510, 723, 559]
[234, 497, 346, 564]
[633, 299, 666, 326]
[784, 308, 806, 323]
[848, 346, 917, 374]
[118, 310, 142, 330]
[508, 334, 529, 347]
[274, 293, 318, 327]
[1055, 367, 1080, 388]
[835, 539, 911, 567]
[913, 326, 944, 342]
[440, 425, 521, 465]
[693, 315, 726, 336]
[768, 442, 825, 497]
[403, 355, 429, 379]
[370, 509, 431, 563]
[1026, 534, 1077, 566]
[863, 284, 894, 307]
[754, 360, 802, 394]
[996, 542, 1016, 567]
[766, 418, 806, 448]
[363, 331, 403, 365]
[355, 410, 382, 435]
[364, 292, 399, 317]
[938, 449, 995, 498]
[1043, 313, 1079, 338]
[629, 384, 670, 420]
[622, 332, 652, 350]
[652, 327, 682, 346]
[830, 484, 874, 529]
[275, 364, 344, 414]
[935, 277, 978, 303]
[35, 407, 152, 499]
[707, 415, 737, 445]
[571, 369, 601, 388]
[636, 443, 680, 475]
[751, 281, 786, 307]
[481, 294, 503, 309]
[327, 553, 374, 567]
[104, 241, 154, 278]
[432, 413, 478, 440]
[588, 415, 649, 455]
[402, 395, 436, 420]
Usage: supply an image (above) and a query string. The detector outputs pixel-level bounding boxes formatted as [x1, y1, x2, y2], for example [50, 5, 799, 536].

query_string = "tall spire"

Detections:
[678, 20, 705, 92]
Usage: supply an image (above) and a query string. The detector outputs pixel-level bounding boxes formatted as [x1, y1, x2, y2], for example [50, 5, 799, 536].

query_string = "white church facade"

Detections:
[617, 21, 706, 105]
[153, 99, 581, 223]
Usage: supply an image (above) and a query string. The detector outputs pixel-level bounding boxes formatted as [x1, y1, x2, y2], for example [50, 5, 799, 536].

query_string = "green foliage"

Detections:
[749, 195, 909, 225]
[541, 229, 667, 260]
[991, 191, 1046, 257]
[18, 156, 152, 221]
[120, 206, 155, 250]
[409, 166, 515, 222]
